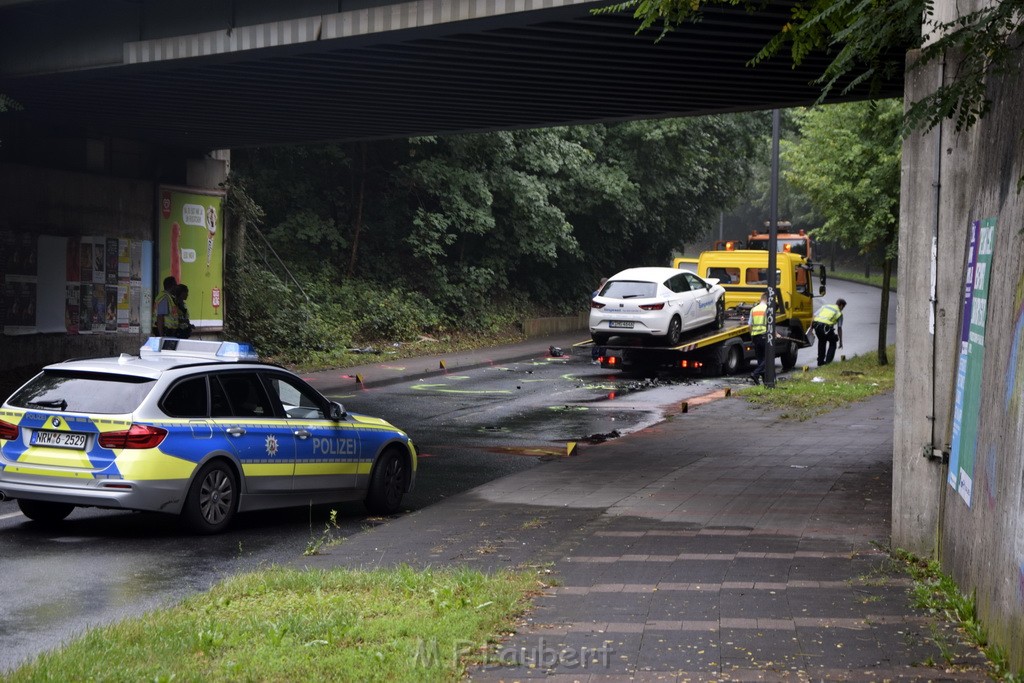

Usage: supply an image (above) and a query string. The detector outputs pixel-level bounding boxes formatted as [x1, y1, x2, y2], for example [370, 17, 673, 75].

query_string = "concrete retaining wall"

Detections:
[895, 45, 1024, 666]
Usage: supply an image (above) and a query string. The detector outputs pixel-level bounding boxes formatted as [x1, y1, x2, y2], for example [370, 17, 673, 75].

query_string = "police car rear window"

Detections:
[8, 370, 156, 414]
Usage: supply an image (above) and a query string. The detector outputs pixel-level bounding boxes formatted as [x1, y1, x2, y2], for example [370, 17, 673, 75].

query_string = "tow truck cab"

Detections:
[695, 250, 824, 335]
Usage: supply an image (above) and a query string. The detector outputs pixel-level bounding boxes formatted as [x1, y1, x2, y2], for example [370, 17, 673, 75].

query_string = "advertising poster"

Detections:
[949, 217, 997, 506]
[129, 282, 142, 333]
[91, 282, 106, 330]
[104, 285, 118, 332]
[91, 237, 106, 284]
[158, 186, 225, 329]
[78, 238, 92, 283]
[105, 238, 118, 286]
[79, 281, 93, 333]
[66, 284, 80, 334]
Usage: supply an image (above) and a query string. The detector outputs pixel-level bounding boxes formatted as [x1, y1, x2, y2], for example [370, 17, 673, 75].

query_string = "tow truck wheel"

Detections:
[714, 299, 725, 330]
[721, 345, 743, 375]
[17, 499, 75, 523]
[664, 317, 682, 346]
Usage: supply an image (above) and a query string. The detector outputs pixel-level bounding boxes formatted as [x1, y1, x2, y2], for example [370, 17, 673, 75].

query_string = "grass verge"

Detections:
[6, 565, 541, 683]
[828, 269, 898, 291]
[740, 346, 895, 419]
[892, 548, 1024, 682]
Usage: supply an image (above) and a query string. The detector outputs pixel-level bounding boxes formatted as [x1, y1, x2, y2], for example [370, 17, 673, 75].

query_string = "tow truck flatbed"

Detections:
[575, 312, 800, 375]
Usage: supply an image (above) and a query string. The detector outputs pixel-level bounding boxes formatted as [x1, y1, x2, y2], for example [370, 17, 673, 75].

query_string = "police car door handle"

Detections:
[226, 427, 246, 437]
[293, 429, 311, 439]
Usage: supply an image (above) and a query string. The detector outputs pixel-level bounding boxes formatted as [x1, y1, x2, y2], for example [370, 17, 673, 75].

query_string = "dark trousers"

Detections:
[813, 322, 838, 365]
[751, 335, 767, 380]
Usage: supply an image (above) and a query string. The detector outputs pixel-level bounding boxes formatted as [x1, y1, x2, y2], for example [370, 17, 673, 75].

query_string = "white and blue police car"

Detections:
[0, 337, 416, 533]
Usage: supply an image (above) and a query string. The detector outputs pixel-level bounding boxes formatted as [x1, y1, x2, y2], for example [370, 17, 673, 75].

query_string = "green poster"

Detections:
[157, 187, 225, 330]
[949, 216, 997, 506]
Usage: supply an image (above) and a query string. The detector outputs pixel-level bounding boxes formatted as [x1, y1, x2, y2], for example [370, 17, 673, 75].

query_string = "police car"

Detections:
[0, 338, 417, 533]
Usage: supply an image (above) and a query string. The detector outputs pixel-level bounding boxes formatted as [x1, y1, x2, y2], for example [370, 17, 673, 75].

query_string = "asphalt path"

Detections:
[0, 278, 892, 672]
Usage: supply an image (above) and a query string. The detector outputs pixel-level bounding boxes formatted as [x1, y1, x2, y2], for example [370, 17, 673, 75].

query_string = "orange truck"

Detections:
[713, 221, 815, 262]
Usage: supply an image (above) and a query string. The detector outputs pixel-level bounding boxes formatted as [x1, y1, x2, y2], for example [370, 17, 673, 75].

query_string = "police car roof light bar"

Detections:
[140, 337, 259, 362]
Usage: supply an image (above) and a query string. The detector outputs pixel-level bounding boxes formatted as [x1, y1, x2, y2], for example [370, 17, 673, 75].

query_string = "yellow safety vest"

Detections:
[750, 302, 768, 336]
[814, 304, 843, 326]
[153, 290, 180, 330]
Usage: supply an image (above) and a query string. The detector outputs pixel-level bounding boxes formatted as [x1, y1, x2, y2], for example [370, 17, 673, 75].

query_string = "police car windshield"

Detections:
[8, 370, 156, 414]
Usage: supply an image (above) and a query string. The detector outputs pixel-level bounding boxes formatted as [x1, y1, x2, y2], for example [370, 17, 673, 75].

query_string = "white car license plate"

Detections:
[31, 430, 88, 450]
[609, 321, 634, 329]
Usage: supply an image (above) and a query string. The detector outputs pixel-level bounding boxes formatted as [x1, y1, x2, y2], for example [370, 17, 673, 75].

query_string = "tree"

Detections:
[781, 100, 902, 364]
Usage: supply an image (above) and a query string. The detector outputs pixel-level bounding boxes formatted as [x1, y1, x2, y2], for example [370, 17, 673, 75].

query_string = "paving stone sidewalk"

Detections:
[296, 391, 991, 682]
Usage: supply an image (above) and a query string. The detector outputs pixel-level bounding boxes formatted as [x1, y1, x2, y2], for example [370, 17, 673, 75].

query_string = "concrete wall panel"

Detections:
[896, 42, 1024, 667]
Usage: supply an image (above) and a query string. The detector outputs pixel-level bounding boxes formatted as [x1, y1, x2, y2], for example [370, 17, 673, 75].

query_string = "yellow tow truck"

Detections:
[592, 249, 826, 375]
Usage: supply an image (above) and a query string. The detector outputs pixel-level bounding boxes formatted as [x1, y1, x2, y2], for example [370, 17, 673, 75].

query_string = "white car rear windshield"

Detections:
[601, 281, 658, 299]
[7, 370, 156, 414]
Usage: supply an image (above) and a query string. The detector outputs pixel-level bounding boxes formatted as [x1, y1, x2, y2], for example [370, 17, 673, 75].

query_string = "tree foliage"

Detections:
[781, 100, 902, 364]
[229, 115, 767, 353]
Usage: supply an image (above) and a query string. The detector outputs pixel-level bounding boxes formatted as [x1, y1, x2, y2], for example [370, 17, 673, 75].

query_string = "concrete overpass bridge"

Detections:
[0, 0, 903, 151]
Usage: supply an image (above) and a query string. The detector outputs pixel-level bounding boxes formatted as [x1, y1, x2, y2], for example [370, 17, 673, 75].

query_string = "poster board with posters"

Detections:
[157, 186, 225, 330]
[0, 230, 149, 337]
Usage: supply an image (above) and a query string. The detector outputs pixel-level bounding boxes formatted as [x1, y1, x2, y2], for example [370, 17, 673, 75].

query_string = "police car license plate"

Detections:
[31, 430, 87, 450]
[609, 321, 634, 329]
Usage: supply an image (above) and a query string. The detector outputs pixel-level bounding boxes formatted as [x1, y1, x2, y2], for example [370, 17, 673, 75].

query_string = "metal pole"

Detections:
[765, 109, 780, 388]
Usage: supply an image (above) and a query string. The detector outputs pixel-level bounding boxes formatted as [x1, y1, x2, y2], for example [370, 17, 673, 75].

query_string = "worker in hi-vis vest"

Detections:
[749, 291, 770, 385]
[153, 275, 181, 337]
[812, 298, 847, 366]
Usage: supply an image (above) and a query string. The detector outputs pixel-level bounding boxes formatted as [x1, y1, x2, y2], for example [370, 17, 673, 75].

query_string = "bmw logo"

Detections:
[51, 417, 61, 428]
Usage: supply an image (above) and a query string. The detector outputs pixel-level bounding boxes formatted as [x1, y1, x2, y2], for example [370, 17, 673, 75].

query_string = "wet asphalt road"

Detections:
[0, 279, 892, 672]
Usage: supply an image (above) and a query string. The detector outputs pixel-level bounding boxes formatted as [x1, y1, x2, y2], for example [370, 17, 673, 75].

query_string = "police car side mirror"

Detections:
[328, 401, 347, 421]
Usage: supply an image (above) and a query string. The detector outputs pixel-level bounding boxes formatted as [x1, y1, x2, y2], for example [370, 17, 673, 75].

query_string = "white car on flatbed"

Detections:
[589, 267, 725, 346]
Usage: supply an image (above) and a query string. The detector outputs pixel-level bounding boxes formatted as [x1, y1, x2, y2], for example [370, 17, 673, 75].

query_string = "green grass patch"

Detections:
[828, 269, 897, 291]
[7, 566, 540, 683]
[892, 548, 1024, 682]
[739, 346, 895, 419]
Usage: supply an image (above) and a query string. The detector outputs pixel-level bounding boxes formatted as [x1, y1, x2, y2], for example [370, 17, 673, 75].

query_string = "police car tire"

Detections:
[17, 499, 75, 523]
[365, 448, 407, 515]
[183, 460, 238, 534]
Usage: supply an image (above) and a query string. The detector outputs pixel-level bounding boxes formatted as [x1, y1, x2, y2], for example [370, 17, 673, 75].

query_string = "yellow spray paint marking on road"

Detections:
[326, 394, 357, 400]
[410, 384, 514, 395]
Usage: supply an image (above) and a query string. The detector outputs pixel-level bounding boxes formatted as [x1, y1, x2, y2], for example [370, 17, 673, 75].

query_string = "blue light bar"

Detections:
[216, 342, 259, 361]
[139, 337, 259, 362]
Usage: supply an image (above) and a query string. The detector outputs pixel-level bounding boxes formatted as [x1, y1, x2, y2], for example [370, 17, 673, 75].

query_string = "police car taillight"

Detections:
[0, 419, 18, 441]
[99, 424, 167, 449]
